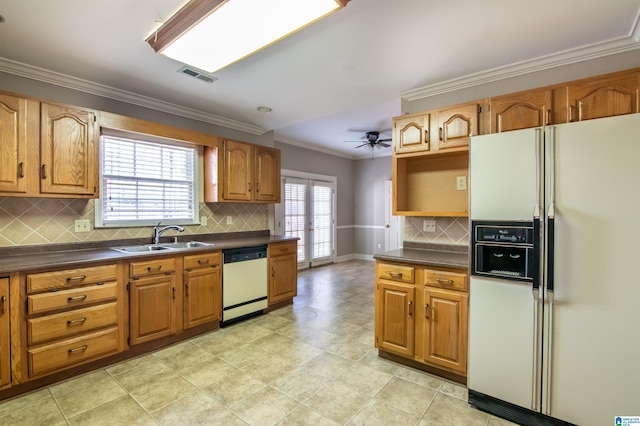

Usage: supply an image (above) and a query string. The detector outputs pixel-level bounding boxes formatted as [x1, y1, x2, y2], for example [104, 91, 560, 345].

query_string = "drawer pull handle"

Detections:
[41, 164, 47, 179]
[408, 300, 413, 317]
[185, 283, 190, 297]
[19, 162, 25, 178]
[67, 317, 87, 326]
[67, 295, 88, 303]
[147, 265, 162, 272]
[197, 259, 210, 265]
[425, 303, 430, 319]
[0, 296, 5, 315]
[280, 248, 288, 252]
[435, 278, 454, 285]
[387, 271, 403, 278]
[66, 275, 87, 282]
[68, 345, 88, 354]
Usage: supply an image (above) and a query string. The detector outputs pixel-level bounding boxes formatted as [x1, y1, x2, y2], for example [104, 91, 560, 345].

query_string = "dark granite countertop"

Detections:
[0, 231, 297, 274]
[373, 242, 469, 270]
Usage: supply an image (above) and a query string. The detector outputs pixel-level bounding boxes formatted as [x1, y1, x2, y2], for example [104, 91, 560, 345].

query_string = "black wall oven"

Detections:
[471, 220, 534, 282]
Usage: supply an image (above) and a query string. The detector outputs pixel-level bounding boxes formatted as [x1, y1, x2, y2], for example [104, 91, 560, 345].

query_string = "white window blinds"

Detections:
[100, 136, 196, 225]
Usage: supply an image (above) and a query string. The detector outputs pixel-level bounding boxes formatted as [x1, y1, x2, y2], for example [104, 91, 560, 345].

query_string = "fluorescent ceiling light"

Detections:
[147, 0, 350, 73]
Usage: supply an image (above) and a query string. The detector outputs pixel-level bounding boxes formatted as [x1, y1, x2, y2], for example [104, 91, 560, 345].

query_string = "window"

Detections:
[96, 135, 198, 227]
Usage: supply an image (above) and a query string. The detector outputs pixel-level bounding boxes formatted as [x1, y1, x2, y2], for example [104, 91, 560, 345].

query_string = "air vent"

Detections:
[177, 66, 217, 84]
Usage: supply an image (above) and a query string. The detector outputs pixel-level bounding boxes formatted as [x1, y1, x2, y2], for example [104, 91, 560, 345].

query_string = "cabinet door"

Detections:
[375, 281, 415, 357]
[184, 266, 221, 329]
[0, 278, 9, 387]
[423, 288, 468, 374]
[0, 93, 27, 194]
[435, 103, 478, 149]
[393, 114, 430, 153]
[221, 139, 252, 201]
[268, 253, 297, 305]
[567, 73, 639, 122]
[40, 102, 97, 196]
[129, 274, 178, 345]
[490, 89, 552, 133]
[254, 145, 281, 202]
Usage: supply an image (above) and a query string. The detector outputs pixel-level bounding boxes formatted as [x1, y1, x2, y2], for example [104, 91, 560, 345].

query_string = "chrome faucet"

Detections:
[153, 222, 185, 245]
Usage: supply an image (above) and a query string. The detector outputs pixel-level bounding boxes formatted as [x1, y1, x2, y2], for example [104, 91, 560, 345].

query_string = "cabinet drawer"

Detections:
[129, 257, 176, 278]
[28, 302, 118, 345]
[269, 241, 297, 258]
[378, 263, 415, 284]
[28, 327, 119, 378]
[424, 269, 467, 291]
[27, 264, 117, 293]
[184, 251, 221, 270]
[27, 282, 117, 315]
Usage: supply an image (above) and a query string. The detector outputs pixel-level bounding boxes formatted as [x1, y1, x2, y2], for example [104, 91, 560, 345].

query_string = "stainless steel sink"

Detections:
[111, 244, 171, 253]
[159, 241, 214, 249]
[111, 241, 213, 253]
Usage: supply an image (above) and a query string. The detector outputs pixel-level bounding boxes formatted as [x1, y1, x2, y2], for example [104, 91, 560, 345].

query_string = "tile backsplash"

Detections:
[0, 198, 268, 247]
[404, 216, 469, 246]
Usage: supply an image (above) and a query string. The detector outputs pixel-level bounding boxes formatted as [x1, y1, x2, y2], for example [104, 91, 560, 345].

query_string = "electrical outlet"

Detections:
[377, 243, 381, 249]
[201, 216, 208, 226]
[456, 175, 467, 191]
[74, 219, 91, 233]
[423, 219, 436, 232]
[226, 216, 233, 225]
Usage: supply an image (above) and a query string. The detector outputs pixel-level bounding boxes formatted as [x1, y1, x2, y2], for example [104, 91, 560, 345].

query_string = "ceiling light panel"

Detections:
[149, 0, 349, 73]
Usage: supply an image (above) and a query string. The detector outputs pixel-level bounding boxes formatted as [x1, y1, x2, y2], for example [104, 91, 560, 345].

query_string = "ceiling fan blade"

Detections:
[344, 140, 366, 143]
[379, 142, 391, 147]
[355, 143, 368, 148]
[378, 138, 392, 143]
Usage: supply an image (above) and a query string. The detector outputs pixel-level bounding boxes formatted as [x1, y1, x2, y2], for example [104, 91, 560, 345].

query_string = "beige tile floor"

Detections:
[0, 260, 517, 426]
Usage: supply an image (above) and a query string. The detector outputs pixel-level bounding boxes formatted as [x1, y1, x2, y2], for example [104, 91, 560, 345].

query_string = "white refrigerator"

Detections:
[467, 113, 640, 426]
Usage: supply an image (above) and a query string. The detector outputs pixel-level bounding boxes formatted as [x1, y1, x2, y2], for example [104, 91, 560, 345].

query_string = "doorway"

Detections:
[274, 171, 336, 269]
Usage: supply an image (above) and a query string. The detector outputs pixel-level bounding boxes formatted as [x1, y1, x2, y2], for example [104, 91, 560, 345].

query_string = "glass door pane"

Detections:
[311, 181, 333, 266]
[284, 179, 307, 264]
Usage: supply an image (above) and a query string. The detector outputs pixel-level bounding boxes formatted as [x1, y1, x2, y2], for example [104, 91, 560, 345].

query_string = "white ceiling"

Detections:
[0, 0, 639, 159]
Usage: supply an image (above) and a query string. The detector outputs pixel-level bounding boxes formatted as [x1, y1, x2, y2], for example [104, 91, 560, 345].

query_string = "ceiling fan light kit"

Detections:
[146, 0, 351, 73]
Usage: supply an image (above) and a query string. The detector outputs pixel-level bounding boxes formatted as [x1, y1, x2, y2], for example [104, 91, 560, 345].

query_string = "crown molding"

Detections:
[274, 135, 359, 159]
[401, 33, 640, 102]
[0, 56, 267, 135]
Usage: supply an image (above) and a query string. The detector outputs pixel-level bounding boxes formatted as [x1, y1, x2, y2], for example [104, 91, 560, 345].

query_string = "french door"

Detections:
[279, 176, 335, 268]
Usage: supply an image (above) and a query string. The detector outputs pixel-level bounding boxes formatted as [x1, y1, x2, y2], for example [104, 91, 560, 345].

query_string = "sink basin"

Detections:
[111, 245, 171, 253]
[159, 241, 214, 249]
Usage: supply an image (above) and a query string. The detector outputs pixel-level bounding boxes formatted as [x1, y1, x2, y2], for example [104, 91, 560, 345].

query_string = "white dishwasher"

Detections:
[221, 245, 268, 325]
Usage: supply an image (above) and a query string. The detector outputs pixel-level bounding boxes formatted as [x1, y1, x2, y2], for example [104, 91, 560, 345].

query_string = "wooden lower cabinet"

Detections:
[376, 281, 415, 357]
[183, 252, 221, 329]
[0, 278, 9, 388]
[20, 263, 124, 381]
[268, 241, 298, 306]
[375, 260, 469, 377]
[129, 258, 179, 345]
[423, 287, 468, 373]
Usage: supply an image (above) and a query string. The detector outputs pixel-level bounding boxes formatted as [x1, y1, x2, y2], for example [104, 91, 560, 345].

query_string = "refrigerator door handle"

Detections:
[531, 127, 543, 411]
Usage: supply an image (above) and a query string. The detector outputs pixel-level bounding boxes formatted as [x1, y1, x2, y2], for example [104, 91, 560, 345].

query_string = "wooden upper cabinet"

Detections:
[221, 139, 253, 201]
[393, 113, 430, 154]
[205, 139, 281, 203]
[40, 102, 98, 196]
[434, 102, 479, 150]
[254, 145, 281, 203]
[490, 89, 552, 132]
[0, 93, 27, 194]
[567, 71, 639, 122]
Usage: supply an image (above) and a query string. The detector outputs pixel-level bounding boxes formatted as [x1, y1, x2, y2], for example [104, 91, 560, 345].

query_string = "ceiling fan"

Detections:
[345, 131, 392, 150]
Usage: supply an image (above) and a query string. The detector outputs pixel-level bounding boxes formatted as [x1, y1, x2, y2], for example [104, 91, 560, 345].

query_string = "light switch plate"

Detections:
[226, 216, 233, 225]
[201, 216, 208, 226]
